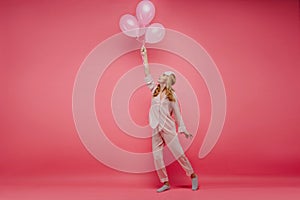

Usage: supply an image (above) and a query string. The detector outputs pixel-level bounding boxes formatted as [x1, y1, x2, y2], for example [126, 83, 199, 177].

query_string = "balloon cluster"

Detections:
[119, 0, 165, 44]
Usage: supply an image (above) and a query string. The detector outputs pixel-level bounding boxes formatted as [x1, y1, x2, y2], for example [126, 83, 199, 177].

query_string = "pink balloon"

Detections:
[119, 14, 139, 37]
[136, 0, 155, 26]
[145, 23, 165, 44]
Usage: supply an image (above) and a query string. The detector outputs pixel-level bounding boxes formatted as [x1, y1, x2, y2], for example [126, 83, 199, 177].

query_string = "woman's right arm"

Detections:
[141, 45, 150, 76]
[141, 45, 155, 91]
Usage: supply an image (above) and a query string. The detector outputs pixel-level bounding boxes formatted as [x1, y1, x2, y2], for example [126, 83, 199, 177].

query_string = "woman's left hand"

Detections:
[181, 131, 193, 139]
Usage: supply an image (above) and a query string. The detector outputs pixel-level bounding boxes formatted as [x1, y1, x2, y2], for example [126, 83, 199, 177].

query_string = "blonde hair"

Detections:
[153, 74, 176, 102]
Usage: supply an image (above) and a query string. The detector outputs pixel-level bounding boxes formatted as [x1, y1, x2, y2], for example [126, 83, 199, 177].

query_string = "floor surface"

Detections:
[1, 174, 300, 200]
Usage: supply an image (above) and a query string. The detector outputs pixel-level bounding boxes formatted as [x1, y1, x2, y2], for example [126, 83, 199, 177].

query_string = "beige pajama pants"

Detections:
[152, 127, 194, 183]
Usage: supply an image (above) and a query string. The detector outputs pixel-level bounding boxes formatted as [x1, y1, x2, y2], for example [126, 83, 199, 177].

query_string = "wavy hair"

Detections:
[153, 74, 176, 102]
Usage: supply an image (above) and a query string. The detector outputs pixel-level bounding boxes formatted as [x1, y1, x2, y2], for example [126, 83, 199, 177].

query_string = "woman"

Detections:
[141, 45, 198, 192]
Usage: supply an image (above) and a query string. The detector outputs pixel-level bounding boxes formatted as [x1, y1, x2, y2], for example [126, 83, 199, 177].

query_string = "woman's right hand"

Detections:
[141, 45, 147, 57]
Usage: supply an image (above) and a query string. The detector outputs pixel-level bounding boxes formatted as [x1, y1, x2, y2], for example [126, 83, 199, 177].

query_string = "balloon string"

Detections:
[136, 36, 145, 47]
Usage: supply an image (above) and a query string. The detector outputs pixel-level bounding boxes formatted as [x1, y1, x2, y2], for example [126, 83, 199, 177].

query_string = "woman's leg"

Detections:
[152, 130, 168, 183]
[163, 131, 194, 176]
[152, 130, 171, 192]
[177, 155, 198, 190]
[177, 154, 195, 177]
[162, 129, 198, 190]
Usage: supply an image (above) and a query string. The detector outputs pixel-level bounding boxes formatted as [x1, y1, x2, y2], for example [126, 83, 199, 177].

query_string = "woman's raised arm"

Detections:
[141, 45, 150, 77]
[141, 45, 156, 92]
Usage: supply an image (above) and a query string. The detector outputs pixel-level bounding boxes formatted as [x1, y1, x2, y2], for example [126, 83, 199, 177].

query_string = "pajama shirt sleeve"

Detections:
[171, 94, 187, 133]
[144, 74, 156, 92]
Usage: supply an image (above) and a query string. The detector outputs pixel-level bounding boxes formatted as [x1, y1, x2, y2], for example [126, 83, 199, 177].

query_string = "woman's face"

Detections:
[158, 73, 168, 84]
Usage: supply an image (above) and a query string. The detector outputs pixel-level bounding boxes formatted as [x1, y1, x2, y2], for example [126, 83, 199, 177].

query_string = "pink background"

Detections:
[1, 0, 300, 184]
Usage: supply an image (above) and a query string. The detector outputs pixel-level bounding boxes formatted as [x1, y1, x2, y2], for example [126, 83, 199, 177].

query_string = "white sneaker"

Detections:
[156, 184, 170, 193]
[192, 176, 199, 191]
